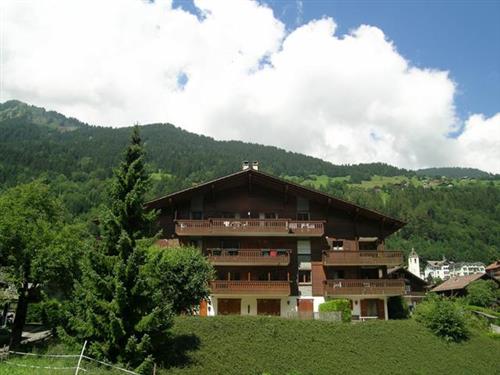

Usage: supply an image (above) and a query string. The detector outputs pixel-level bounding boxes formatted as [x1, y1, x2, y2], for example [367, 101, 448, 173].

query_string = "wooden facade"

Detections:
[147, 167, 406, 319]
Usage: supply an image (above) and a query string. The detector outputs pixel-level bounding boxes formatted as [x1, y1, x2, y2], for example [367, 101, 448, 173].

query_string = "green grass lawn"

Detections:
[160, 317, 500, 375]
[1, 317, 499, 375]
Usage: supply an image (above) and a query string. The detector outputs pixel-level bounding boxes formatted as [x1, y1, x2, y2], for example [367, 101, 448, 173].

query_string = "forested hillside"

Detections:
[1, 100, 499, 264]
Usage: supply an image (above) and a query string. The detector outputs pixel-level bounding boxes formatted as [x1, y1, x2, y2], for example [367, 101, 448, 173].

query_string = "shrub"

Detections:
[466, 280, 498, 308]
[414, 297, 469, 342]
[26, 302, 44, 323]
[319, 299, 351, 322]
[387, 296, 409, 319]
[0, 327, 9, 346]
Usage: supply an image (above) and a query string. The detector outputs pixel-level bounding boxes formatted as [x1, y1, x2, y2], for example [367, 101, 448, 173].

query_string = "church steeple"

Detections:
[408, 248, 422, 278]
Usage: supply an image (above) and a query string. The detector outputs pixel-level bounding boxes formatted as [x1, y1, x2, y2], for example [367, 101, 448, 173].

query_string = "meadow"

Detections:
[2, 317, 498, 375]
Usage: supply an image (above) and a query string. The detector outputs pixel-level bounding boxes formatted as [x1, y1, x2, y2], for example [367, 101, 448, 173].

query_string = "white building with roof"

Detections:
[424, 257, 485, 281]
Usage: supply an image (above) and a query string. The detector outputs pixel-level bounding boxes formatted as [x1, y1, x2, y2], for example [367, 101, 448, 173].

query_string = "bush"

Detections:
[0, 327, 9, 346]
[414, 297, 469, 342]
[466, 280, 498, 308]
[26, 302, 44, 323]
[387, 296, 409, 319]
[319, 299, 351, 322]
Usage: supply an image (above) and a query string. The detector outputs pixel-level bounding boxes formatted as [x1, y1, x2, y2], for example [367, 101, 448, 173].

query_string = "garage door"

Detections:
[218, 299, 241, 315]
[257, 299, 281, 316]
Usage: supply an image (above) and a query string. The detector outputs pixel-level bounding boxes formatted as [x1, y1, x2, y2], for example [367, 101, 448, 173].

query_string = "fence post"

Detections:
[75, 340, 87, 375]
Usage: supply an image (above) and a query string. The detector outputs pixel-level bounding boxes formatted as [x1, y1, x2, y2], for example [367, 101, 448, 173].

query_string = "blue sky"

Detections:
[176, 0, 500, 123]
[277, 0, 500, 121]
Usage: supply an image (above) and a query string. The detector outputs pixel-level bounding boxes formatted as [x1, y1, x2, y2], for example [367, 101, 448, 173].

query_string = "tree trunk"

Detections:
[9, 287, 28, 348]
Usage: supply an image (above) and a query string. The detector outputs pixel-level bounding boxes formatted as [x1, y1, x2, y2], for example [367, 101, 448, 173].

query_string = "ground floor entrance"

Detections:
[217, 298, 241, 315]
[257, 299, 281, 316]
[297, 298, 314, 319]
[360, 298, 385, 320]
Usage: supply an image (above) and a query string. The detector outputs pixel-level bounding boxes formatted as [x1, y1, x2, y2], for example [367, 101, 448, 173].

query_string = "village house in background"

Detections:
[422, 256, 485, 281]
[147, 162, 406, 320]
[388, 266, 427, 310]
[486, 260, 500, 282]
[431, 272, 500, 297]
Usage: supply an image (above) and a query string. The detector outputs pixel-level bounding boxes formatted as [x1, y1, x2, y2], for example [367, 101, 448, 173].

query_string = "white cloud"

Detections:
[455, 113, 500, 173]
[1, 0, 499, 173]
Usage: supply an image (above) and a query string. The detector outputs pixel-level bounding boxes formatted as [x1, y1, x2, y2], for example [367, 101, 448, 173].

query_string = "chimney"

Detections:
[252, 161, 259, 171]
[242, 161, 250, 170]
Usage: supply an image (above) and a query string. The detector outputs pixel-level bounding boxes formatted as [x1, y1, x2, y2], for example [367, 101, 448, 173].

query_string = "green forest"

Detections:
[1, 100, 499, 264]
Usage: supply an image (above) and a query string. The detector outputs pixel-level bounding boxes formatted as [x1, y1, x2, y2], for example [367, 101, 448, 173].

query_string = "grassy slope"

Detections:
[161, 317, 500, 375]
[293, 174, 500, 190]
[1, 317, 499, 375]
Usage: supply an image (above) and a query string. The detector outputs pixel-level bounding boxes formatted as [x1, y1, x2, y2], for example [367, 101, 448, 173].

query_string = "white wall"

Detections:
[209, 296, 297, 316]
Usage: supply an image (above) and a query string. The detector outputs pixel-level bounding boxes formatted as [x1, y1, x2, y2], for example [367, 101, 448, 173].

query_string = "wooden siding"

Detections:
[312, 262, 327, 296]
[210, 280, 291, 295]
[323, 250, 403, 267]
[324, 279, 405, 296]
[175, 218, 324, 237]
[207, 249, 291, 266]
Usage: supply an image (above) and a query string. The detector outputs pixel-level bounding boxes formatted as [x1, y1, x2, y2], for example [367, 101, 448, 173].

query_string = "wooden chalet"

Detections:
[147, 162, 406, 319]
[387, 266, 428, 310]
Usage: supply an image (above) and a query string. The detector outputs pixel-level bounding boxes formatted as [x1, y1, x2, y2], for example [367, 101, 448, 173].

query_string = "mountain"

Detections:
[0, 100, 416, 184]
[1, 100, 499, 264]
[0, 100, 85, 131]
[416, 167, 496, 179]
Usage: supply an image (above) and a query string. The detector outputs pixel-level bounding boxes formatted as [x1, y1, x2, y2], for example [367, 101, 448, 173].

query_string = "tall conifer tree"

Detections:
[68, 127, 172, 372]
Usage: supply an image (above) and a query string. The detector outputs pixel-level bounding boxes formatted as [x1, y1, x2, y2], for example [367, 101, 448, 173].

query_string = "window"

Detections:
[298, 270, 311, 284]
[190, 211, 203, 220]
[264, 212, 278, 219]
[258, 271, 270, 281]
[297, 211, 310, 221]
[298, 253, 311, 263]
[230, 272, 241, 281]
[297, 240, 311, 263]
[332, 240, 344, 251]
[359, 241, 377, 251]
[331, 270, 345, 279]
[221, 212, 236, 218]
[220, 239, 240, 249]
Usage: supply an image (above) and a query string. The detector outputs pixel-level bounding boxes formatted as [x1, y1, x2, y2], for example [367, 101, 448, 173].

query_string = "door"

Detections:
[257, 299, 281, 316]
[297, 298, 314, 319]
[199, 300, 208, 317]
[217, 299, 241, 315]
[360, 299, 383, 319]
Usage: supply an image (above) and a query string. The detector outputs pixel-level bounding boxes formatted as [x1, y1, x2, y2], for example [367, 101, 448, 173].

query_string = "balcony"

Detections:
[210, 280, 291, 295]
[324, 279, 405, 296]
[175, 218, 324, 237]
[207, 249, 291, 266]
[323, 250, 403, 267]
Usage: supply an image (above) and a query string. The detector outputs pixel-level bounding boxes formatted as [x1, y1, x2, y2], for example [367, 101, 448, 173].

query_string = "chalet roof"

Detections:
[486, 261, 500, 271]
[431, 273, 489, 293]
[388, 266, 427, 286]
[145, 168, 406, 231]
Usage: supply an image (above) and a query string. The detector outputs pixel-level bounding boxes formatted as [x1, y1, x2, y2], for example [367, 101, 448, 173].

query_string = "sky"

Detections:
[1, 0, 500, 173]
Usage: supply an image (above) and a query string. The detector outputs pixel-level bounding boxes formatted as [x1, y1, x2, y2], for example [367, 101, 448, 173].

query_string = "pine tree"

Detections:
[67, 126, 172, 371]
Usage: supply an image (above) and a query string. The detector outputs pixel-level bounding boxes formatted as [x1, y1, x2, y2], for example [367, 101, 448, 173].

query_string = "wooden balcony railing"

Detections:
[322, 250, 403, 266]
[175, 218, 324, 237]
[210, 280, 291, 295]
[207, 249, 291, 266]
[324, 279, 405, 296]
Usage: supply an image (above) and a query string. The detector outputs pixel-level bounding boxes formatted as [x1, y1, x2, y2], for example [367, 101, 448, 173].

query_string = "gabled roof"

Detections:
[486, 261, 500, 271]
[388, 266, 427, 286]
[431, 273, 494, 293]
[146, 168, 406, 231]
